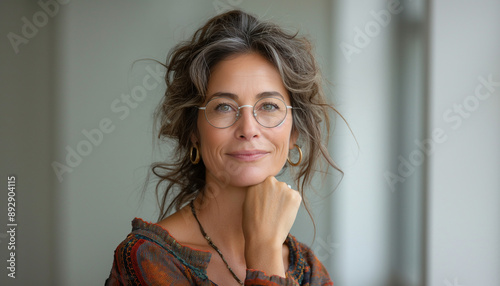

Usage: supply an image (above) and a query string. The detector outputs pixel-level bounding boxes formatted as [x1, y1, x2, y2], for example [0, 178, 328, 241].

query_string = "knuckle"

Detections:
[278, 182, 288, 189]
[291, 191, 302, 203]
[267, 176, 277, 184]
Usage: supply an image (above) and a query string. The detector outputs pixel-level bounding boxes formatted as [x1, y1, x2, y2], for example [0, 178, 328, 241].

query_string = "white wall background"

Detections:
[428, 0, 500, 285]
[0, 1, 499, 285]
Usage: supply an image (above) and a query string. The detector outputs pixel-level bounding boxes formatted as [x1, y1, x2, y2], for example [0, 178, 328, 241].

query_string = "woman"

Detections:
[106, 9, 340, 285]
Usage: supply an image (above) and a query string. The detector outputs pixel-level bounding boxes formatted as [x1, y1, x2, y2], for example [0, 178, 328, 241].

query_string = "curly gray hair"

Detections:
[150, 9, 343, 222]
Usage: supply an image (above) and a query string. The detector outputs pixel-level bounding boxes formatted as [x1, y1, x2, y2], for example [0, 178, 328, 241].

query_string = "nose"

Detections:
[235, 105, 260, 140]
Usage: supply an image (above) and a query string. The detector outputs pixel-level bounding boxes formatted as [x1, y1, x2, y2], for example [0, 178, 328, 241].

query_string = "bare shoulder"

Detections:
[156, 205, 206, 249]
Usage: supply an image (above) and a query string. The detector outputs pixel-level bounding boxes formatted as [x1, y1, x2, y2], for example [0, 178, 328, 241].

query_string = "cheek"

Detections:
[199, 134, 218, 161]
[197, 128, 226, 167]
[279, 142, 291, 160]
[197, 116, 214, 146]
[270, 127, 294, 158]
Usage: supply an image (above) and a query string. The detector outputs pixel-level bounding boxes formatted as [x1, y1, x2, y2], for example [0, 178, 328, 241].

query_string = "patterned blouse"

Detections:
[105, 218, 333, 285]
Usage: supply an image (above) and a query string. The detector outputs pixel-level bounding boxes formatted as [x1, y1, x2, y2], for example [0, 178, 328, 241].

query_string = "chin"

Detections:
[227, 167, 279, 187]
[206, 161, 285, 188]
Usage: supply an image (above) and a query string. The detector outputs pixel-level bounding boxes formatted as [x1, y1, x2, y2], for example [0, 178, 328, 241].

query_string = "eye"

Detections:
[214, 103, 234, 113]
[259, 102, 280, 112]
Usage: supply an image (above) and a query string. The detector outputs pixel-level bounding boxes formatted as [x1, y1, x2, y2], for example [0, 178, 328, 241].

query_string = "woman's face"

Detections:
[195, 52, 297, 187]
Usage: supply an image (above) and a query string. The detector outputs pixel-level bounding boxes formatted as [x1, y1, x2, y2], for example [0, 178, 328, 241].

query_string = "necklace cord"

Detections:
[190, 200, 244, 285]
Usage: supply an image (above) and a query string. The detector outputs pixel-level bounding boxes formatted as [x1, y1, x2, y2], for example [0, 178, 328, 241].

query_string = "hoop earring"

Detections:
[190, 143, 200, 165]
[287, 144, 302, 166]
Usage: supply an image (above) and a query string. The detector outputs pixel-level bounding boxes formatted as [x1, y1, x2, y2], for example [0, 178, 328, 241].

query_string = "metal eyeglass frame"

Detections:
[197, 96, 293, 129]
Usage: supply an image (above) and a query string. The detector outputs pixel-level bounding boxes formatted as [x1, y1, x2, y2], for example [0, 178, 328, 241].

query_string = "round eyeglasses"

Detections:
[198, 96, 293, 129]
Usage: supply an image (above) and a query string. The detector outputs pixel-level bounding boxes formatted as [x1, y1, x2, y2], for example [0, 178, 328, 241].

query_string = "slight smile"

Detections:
[227, 150, 270, 162]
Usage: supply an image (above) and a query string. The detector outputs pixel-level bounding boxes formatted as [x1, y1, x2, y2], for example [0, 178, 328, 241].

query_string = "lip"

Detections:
[227, 150, 270, 161]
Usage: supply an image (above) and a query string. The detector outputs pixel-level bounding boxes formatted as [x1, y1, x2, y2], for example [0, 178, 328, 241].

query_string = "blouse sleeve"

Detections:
[244, 241, 333, 286]
[245, 269, 300, 285]
[105, 234, 198, 286]
[299, 244, 333, 286]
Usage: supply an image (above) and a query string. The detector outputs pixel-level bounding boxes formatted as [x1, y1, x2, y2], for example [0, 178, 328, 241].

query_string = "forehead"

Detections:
[205, 53, 289, 103]
[208, 91, 286, 102]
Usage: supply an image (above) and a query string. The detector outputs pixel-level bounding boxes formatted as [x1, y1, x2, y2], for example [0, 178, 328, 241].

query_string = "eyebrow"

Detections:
[207, 91, 285, 101]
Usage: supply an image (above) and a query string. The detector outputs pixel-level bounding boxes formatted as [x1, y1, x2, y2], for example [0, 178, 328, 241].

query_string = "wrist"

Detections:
[245, 241, 285, 277]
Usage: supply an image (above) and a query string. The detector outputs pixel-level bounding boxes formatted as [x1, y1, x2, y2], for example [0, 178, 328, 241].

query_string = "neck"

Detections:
[193, 174, 248, 257]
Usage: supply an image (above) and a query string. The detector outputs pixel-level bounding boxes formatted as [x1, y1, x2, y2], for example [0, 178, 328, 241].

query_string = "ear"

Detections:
[289, 128, 299, 149]
[191, 132, 199, 145]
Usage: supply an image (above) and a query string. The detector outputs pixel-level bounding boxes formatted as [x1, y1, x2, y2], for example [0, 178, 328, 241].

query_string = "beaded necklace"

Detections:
[190, 200, 244, 285]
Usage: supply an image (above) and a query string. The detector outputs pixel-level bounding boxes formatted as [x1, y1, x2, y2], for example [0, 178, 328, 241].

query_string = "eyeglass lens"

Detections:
[203, 97, 288, 128]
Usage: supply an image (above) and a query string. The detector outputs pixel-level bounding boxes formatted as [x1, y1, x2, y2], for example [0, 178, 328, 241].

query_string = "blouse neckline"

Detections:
[130, 217, 303, 277]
